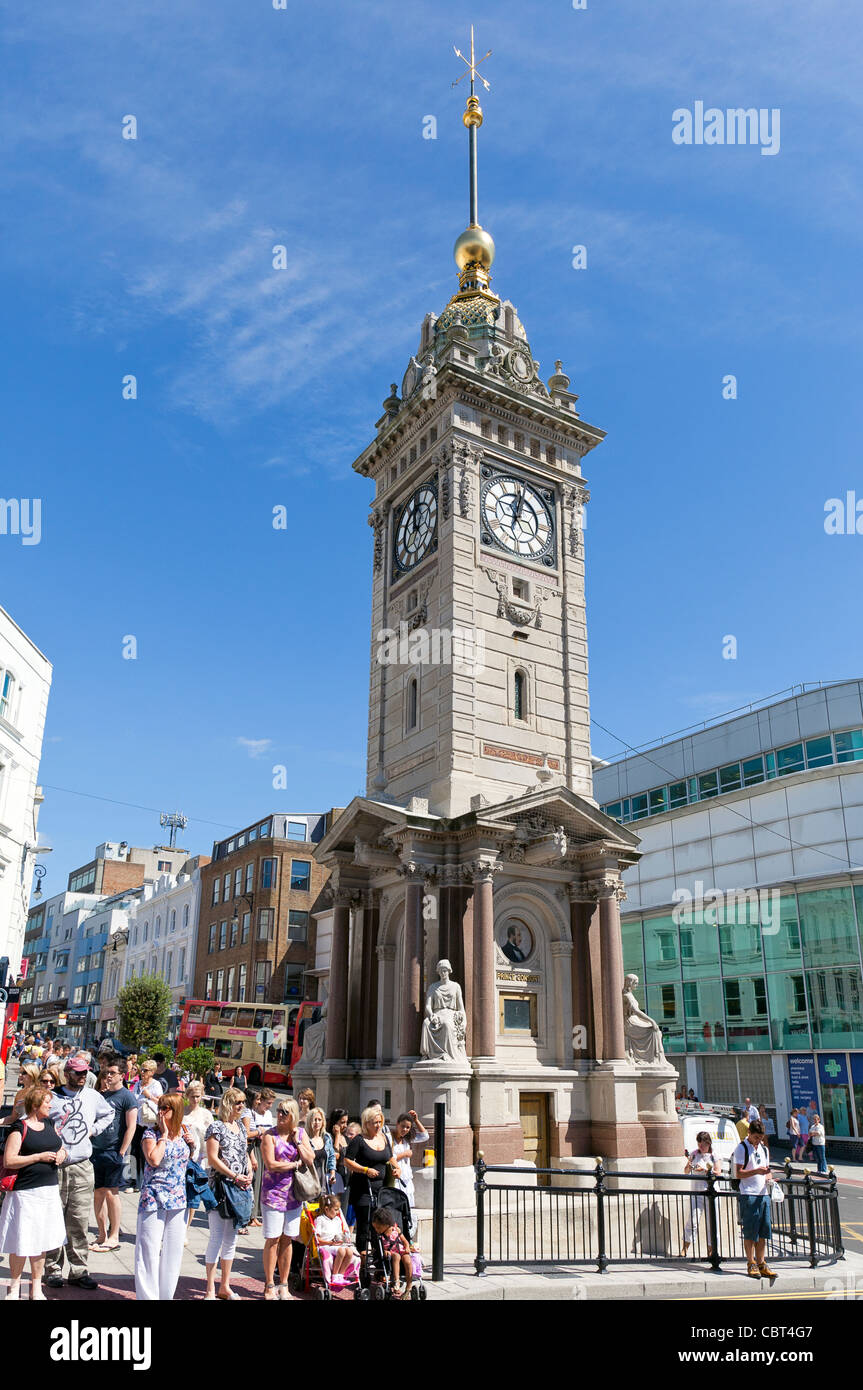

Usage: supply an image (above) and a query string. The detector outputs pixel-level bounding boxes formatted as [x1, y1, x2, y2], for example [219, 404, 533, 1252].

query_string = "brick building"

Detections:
[67, 841, 190, 897]
[192, 812, 340, 1007]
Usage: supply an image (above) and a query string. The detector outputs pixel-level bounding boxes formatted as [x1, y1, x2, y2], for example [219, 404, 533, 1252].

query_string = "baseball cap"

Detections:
[64, 1054, 91, 1073]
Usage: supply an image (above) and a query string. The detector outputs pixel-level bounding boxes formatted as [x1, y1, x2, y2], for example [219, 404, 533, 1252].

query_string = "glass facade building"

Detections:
[595, 680, 863, 1147]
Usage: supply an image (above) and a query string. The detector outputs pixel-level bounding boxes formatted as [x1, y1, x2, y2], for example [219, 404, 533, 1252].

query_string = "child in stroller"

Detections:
[371, 1206, 414, 1298]
[314, 1194, 360, 1288]
[362, 1185, 426, 1300]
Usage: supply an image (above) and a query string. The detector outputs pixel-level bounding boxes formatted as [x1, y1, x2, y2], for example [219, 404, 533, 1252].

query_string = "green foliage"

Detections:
[175, 1044, 215, 1079]
[117, 974, 173, 1052]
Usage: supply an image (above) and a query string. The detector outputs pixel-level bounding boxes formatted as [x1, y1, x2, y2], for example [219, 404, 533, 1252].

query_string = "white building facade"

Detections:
[594, 680, 863, 1152]
[0, 605, 52, 975]
[124, 868, 205, 1040]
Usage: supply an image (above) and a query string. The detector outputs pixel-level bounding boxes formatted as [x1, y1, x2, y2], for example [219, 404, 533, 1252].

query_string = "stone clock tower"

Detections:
[304, 34, 679, 1190]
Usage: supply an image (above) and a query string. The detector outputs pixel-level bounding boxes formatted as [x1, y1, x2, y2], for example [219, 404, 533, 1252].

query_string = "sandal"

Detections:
[90, 1241, 120, 1253]
[264, 1283, 278, 1301]
[217, 1289, 240, 1300]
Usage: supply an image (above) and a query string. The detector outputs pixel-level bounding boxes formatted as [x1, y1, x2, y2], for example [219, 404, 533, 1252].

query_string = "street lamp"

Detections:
[32, 864, 47, 900]
[230, 892, 254, 930]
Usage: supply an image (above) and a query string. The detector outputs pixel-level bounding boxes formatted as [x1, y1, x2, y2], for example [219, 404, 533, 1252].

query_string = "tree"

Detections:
[175, 1044, 215, 1080]
[117, 974, 172, 1052]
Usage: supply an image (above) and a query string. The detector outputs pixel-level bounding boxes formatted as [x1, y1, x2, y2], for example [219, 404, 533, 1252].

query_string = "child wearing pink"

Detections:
[314, 1194, 359, 1285]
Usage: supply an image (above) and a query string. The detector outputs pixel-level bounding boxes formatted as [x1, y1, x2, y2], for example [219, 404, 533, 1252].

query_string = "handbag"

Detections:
[291, 1128, 322, 1203]
[0, 1121, 26, 1192]
[139, 1089, 158, 1127]
[186, 1158, 218, 1211]
[212, 1172, 254, 1227]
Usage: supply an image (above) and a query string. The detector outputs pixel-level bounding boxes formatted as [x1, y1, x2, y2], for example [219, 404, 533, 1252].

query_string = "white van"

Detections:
[678, 1106, 741, 1171]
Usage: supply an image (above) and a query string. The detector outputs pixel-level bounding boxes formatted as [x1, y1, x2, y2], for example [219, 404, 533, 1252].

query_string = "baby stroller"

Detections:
[298, 1201, 366, 1301]
[362, 1183, 427, 1301]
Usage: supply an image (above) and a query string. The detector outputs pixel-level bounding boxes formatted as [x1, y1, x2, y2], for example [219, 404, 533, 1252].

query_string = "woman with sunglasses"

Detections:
[203, 1088, 253, 1301]
[260, 1098, 314, 1301]
[134, 1093, 193, 1301]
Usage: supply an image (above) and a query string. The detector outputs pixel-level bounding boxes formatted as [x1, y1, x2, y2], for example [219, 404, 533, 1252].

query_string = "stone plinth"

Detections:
[410, 1059, 474, 1169]
[588, 1060, 647, 1159]
[635, 1065, 682, 1157]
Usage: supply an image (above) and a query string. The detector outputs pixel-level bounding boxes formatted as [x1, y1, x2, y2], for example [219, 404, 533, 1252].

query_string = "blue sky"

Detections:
[2, 0, 861, 885]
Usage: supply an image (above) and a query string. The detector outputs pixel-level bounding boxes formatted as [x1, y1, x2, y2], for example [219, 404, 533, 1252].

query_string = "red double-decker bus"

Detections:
[177, 998, 321, 1087]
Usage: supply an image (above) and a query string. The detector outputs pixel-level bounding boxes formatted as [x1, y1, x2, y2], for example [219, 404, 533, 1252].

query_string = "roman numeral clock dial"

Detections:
[393, 480, 438, 577]
[480, 472, 556, 564]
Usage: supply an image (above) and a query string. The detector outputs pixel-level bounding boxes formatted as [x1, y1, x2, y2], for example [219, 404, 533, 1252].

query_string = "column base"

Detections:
[410, 1060, 474, 1167]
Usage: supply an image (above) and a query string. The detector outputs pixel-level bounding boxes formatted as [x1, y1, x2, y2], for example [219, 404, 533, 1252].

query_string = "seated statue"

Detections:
[300, 1002, 327, 1067]
[622, 973, 667, 1066]
[420, 960, 467, 1063]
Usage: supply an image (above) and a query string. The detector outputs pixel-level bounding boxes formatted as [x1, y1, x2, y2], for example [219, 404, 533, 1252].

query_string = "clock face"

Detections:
[394, 482, 438, 575]
[481, 474, 555, 562]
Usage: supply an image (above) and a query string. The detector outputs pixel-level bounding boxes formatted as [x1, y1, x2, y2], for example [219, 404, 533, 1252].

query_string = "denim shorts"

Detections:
[739, 1192, 772, 1242]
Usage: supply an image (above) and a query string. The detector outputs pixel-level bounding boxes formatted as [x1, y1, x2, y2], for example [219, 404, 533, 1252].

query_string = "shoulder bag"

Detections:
[0, 1121, 27, 1192]
[291, 1127, 322, 1203]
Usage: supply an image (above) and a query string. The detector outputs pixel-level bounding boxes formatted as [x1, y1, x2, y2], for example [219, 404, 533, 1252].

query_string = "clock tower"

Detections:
[357, 82, 600, 818]
[308, 34, 679, 1183]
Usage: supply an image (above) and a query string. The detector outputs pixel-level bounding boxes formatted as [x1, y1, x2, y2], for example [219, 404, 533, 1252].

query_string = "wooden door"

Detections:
[519, 1092, 550, 1183]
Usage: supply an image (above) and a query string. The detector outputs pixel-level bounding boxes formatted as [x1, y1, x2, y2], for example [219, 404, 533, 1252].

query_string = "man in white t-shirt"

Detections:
[743, 1097, 759, 1124]
[734, 1118, 777, 1280]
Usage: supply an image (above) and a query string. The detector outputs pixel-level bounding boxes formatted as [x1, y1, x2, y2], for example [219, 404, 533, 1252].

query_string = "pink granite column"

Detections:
[359, 890, 380, 1061]
[325, 892, 351, 1061]
[399, 874, 425, 1059]
[597, 881, 627, 1062]
[471, 862, 497, 1060]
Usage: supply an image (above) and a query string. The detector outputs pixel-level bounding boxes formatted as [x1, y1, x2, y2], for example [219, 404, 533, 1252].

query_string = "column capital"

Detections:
[585, 876, 627, 903]
[377, 942, 397, 962]
[465, 858, 503, 884]
[549, 939, 573, 960]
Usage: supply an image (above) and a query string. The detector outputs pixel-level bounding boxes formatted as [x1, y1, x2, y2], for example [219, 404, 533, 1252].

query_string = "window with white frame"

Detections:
[170, 910, 176, 933]
[238, 962, 247, 1001]
[0, 670, 16, 723]
[182, 904, 189, 929]
[245, 862, 254, 893]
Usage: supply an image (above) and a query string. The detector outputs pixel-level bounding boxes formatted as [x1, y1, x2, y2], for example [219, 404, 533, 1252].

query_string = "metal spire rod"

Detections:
[452, 25, 491, 228]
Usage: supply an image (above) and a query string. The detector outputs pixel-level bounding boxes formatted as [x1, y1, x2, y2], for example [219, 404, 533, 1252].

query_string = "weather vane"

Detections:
[452, 25, 492, 93]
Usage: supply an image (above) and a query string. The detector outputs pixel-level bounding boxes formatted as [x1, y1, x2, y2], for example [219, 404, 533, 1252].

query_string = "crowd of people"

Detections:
[0, 1035, 429, 1301]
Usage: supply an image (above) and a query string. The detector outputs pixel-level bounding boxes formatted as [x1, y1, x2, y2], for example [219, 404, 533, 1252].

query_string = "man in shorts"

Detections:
[734, 1117, 777, 1280]
[90, 1061, 138, 1251]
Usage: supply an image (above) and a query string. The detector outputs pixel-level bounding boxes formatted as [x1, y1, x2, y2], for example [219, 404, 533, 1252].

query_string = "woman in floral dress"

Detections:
[134, 1093, 193, 1300]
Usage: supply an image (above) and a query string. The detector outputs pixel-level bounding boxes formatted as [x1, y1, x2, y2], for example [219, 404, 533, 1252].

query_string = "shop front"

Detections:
[788, 1051, 863, 1139]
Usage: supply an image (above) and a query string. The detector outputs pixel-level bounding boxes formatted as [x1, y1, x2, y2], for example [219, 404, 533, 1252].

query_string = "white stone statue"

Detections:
[299, 1001, 327, 1067]
[420, 959, 467, 1063]
[622, 973, 667, 1066]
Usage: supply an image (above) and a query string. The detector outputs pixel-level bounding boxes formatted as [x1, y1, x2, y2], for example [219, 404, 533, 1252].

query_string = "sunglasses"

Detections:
[158, 1105, 172, 1113]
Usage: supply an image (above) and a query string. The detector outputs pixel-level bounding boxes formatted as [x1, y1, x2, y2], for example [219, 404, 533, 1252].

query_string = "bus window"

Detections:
[204, 1006, 222, 1027]
[221, 1008, 237, 1026]
[214, 1038, 234, 1059]
[236, 1008, 255, 1029]
[271, 1010, 285, 1028]
[187, 1004, 205, 1023]
[254, 1010, 269, 1030]
[232, 1041, 246, 1060]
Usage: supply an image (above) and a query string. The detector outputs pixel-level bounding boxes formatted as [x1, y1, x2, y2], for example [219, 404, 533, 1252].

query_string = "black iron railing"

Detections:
[474, 1154, 843, 1275]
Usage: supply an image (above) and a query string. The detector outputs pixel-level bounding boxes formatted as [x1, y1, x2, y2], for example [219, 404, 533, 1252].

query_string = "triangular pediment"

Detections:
[463, 785, 641, 855]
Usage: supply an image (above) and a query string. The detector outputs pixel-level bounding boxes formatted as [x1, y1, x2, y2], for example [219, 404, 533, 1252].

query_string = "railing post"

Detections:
[705, 1168, 721, 1271]
[828, 1169, 844, 1256]
[784, 1157, 798, 1250]
[474, 1152, 487, 1276]
[804, 1170, 817, 1267]
[432, 1099, 445, 1282]
[594, 1157, 607, 1274]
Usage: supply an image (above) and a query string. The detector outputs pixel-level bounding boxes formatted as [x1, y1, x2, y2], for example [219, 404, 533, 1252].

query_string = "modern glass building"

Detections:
[594, 680, 863, 1150]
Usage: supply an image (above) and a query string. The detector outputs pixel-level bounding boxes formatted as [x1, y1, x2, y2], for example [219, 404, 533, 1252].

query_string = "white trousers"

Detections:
[134, 1206, 186, 1301]
[683, 1195, 707, 1245]
[206, 1211, 238, 1264]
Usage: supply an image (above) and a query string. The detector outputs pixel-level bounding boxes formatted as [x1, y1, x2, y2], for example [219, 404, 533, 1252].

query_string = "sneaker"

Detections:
[68, 1274, 99, 1290]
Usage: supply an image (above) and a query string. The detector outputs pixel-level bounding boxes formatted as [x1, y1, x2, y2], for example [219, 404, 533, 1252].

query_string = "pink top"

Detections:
[261, 1126, 305, 1213]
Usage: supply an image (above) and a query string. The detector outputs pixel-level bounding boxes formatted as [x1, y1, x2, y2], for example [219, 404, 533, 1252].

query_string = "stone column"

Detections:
[399, 870, 425, 1060]
[471, 861, 498, 1060]
[568, 886, 597, 1061]
[359, 890, 380, 1061]
[325, 890, 352, 1061]
[375, 941, 396, 1065]
[595, 879, 627, 1063]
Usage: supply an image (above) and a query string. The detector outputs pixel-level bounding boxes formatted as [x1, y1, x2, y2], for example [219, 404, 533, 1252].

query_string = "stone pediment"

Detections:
[465, 786, 641, 863]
